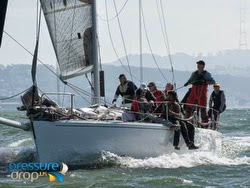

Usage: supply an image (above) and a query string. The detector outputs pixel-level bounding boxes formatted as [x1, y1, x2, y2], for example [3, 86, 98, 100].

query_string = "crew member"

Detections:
[132, 88, 153, 120]
[148, 82, 164, 106]
[208, 82, 226, 128]
[112, 74, 137, 105]
[163, 83, 174, 98]
[163, 91, 199, 150]
[137, 83, 156, 103]
[184, 60, 215, 123]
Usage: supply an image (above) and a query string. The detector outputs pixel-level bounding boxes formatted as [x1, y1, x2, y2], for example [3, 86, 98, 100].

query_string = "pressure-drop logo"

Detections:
[7, 162, 68, 182]
[48, 163, 68, 183]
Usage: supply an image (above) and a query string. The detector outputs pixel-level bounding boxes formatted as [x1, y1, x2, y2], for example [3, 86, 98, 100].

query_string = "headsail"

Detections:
[0, 0, 8, 47]
[40, 0, 93, 80]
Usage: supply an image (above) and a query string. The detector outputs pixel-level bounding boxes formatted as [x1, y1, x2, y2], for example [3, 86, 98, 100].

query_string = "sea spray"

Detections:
[101, 134, 250, 169]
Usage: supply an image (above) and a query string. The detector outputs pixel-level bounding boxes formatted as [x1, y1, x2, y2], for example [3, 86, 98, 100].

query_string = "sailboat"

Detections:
[0, 0, 221, 166]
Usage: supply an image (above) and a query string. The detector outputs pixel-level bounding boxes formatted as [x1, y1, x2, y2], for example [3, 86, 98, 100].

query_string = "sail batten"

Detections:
[40, 0, 93, 80]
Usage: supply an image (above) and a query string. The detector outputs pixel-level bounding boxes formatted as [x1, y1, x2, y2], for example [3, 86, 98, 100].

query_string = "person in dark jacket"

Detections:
[137, 83, 156, 103]
[162, 91, 199, 150]
[208, 82, 226, 128]
[112, 74, 137, 105]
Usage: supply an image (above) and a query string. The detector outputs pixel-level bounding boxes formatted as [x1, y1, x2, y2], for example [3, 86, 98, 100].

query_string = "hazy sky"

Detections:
[0, 0, 247, 67]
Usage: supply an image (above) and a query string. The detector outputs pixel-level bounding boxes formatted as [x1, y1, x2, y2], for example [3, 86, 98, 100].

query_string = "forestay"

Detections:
[40, 0, 93, 80]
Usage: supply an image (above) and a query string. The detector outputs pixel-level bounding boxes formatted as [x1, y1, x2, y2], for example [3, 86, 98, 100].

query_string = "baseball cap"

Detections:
[140, 83, 148, 92]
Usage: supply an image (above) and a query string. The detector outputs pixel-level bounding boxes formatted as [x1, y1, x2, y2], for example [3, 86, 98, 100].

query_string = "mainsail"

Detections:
[40, 0, 93, 80]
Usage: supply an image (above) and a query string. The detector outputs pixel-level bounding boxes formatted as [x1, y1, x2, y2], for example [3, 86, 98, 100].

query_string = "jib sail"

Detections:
[40, 0, 93, 80]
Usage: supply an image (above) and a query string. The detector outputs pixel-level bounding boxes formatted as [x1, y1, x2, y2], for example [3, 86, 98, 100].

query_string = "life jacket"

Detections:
[118, 81, 137, 103]
[193, 70, 207, 85]
[119, 81, 129, 96]
[211, 90, 226, 111]
[132, 97, 139, 112]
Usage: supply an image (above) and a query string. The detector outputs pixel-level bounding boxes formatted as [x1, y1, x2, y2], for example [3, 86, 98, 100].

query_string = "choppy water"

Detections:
[0, 109, 250, 187]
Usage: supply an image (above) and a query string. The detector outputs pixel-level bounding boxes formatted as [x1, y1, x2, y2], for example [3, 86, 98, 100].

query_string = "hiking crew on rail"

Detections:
[113, 62, 226, 149]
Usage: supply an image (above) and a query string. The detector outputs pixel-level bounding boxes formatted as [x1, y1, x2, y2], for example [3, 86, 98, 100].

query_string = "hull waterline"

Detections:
[32, 120, 222, 165]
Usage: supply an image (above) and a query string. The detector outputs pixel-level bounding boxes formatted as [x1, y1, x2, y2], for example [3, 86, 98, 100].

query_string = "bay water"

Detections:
[0, 109, 249, 187]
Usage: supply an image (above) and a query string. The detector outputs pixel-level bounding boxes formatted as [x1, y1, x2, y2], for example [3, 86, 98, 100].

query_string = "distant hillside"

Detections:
[109, 50, 250, 77]
[0, 64, 250, 108]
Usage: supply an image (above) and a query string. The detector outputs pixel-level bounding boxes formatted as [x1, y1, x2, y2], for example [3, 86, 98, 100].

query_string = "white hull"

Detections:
[32, 120, 222, 165]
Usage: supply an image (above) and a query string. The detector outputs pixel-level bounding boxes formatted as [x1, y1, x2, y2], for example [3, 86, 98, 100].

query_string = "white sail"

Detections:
[59, 162, 68, 175]
[40, 0, 93, 80]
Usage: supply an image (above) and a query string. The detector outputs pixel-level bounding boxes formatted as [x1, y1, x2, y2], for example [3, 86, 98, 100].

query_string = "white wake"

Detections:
[101, 132, 250, 169]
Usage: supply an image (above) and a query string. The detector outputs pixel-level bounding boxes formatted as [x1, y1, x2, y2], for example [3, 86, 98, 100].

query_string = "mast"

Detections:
[91, 0, 100, 104]
[139, 0, 143, 83]
[239, 0, 248, 49]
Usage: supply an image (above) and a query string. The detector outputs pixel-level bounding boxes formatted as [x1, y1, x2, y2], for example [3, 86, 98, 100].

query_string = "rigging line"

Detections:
[104, 0, 139, 82]
[66, 82, 96, 99]
[3, 31, 100, 103]
[68, 85, 108, 106]
[159, 0, 175, 84]
[98, 0, 129, 22]
[140, 3, 169, 83]
[66, 82, 112, 105]
[155, 0, 172, 79]
[62, 81, 96, 105]
[61, 81, 100, 105]
[66, 82, 94, 96]
[4, 31, 59, 78]
[0, 88, 30, 101]
[38, 84, 91, 106]
[113, 0, 133, 82]
[67, 85, 92, 105]
[85, 74, 94, 91]
[66, 82, 91, 96]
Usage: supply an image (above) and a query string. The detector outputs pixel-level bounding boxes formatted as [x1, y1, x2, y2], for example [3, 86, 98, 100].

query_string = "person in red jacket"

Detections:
[184, 60, 215, 123]
[147, 82, 164, 107]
